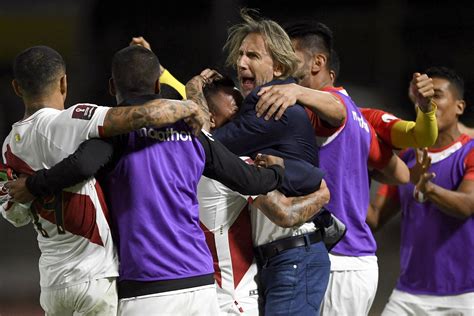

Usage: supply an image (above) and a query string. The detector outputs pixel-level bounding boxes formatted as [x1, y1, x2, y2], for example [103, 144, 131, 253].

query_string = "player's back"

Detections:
[100, 96, 213, 285]
[2, 105, 118, 289]
[197, 175, 259, 315]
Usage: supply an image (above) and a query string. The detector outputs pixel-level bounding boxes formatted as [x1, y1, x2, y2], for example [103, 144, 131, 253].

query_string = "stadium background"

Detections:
[0, 0, 472, 314]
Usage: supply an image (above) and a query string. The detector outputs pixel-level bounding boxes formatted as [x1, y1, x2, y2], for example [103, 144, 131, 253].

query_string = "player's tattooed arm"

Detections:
[254, 179, 330, 228]
[186, 80, 210, 131]
[185, 69, 223, 132]
[102, 99, 203, 137]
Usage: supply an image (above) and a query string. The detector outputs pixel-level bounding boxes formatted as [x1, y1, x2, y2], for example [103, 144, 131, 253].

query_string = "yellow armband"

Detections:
[391, 101, 438, 148]
[160, 69, 186, 99]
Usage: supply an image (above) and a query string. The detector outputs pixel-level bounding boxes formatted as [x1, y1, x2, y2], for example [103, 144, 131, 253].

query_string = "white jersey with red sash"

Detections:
[198, 176, 258, 315]
[1, 104, 118, 289]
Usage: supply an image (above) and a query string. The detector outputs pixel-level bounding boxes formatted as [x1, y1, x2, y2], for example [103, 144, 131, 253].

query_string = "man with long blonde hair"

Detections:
[198, 9, 344, 315]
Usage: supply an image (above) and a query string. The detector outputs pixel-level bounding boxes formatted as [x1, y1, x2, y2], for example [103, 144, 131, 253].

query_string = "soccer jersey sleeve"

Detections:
[376, 183, 399, 203]
[361, 108, 400, 147]
[368, 125, 393, 170]
[463, 148, 474, 181]
[65, 104, 110, 138]
[45, 104, 110, 149]
[305, 90, 347, 137]
[361, 106, 437, 149]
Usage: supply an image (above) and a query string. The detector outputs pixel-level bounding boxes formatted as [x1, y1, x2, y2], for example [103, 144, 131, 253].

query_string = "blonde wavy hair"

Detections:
[224, 8, 298, 80]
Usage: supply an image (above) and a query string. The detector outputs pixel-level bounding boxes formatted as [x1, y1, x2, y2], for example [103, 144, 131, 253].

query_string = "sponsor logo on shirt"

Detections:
[351, 110, 369, 133]
[72, 105, 97, 120]
[138, 127, 192, 142]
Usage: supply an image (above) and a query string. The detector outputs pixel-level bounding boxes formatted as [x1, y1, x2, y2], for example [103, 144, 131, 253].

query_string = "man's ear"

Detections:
[273, 64, 283, 78]
[154, 79, 161, 95]
[109, 78, 116, 96]
[456, 99, 466, 116]
[311, 53, 328, 73]
[60, 75, 67, 98]
[209, 113, 216, 129]
[329, 70, 336, 84]
[12, 79, 23, 97]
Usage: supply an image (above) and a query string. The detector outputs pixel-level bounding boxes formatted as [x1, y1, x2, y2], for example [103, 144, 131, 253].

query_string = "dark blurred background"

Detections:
[0, 0, 473, 315]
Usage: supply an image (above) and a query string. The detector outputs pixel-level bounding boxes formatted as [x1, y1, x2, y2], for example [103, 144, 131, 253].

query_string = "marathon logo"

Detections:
[72, 105, 97, 120]
[138, 127, 192, 142]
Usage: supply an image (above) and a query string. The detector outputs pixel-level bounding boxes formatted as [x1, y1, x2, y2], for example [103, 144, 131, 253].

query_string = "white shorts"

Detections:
[217, 292, 259, 315]
[40, 277, 117, 316]
[118, 284, 220, 316]
[215, 260, 259, 315]
[382, 289, 474, 316]
[321, 255, 378, 316]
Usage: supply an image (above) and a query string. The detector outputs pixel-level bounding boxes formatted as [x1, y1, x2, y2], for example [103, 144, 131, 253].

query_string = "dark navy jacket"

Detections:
[213, 78, 324, 196]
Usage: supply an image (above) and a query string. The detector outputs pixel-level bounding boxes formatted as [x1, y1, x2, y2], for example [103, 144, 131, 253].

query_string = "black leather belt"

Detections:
[118, 273, 215, 299]
[255, 230, 323, 260]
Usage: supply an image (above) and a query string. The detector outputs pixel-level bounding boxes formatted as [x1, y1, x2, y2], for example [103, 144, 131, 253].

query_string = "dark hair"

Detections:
[203, 77, 236, 99]
[203, 77, 242, 113]
[111, 45, 160, 95]
[425, 66, 464, 99]
[284, 20, 333, 57]
[329, 49, 340, 80]
[13, 46, 66, 97]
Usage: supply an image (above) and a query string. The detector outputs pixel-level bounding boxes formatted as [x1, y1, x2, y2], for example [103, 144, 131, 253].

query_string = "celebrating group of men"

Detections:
[1, 8, 473, 316]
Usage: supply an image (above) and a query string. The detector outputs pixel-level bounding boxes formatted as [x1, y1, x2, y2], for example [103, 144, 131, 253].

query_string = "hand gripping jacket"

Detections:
[312, 207, 347, 251]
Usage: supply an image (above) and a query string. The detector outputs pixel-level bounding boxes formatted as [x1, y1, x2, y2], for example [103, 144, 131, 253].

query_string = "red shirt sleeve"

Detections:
[463, 148, 474, 180]
[305, 91, 347, 137]
[376, 183, 399, 202]
[368, 124, 393, 169]
[360, 108, 400, 147]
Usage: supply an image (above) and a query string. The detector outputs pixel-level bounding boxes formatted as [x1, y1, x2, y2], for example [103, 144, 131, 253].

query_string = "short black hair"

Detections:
[13, 46, 66, 97]
[284, 20, 333, 57]
[203, 77, 242, 113]
[425, 66, 464, 99]
[111, 45, 160, 95]
[203, 77, 236, 99]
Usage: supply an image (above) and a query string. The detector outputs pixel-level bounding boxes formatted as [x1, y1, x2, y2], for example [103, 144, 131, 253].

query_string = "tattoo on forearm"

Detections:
[102, 100, 194, 137]
[257, 189, 329, 228]
[287, 194, 325, 225]
[186, 80, 210, 118]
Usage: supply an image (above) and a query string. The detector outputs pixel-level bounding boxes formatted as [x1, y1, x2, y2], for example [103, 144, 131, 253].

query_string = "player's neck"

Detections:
[23, 93, 64, 118]
[313, 72, 333, 90]
[432, 123, 462, 149]
[116, 90, 156, 105]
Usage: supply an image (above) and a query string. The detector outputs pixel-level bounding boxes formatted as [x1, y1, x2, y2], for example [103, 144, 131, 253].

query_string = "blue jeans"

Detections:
[257, 240, 330, 316]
